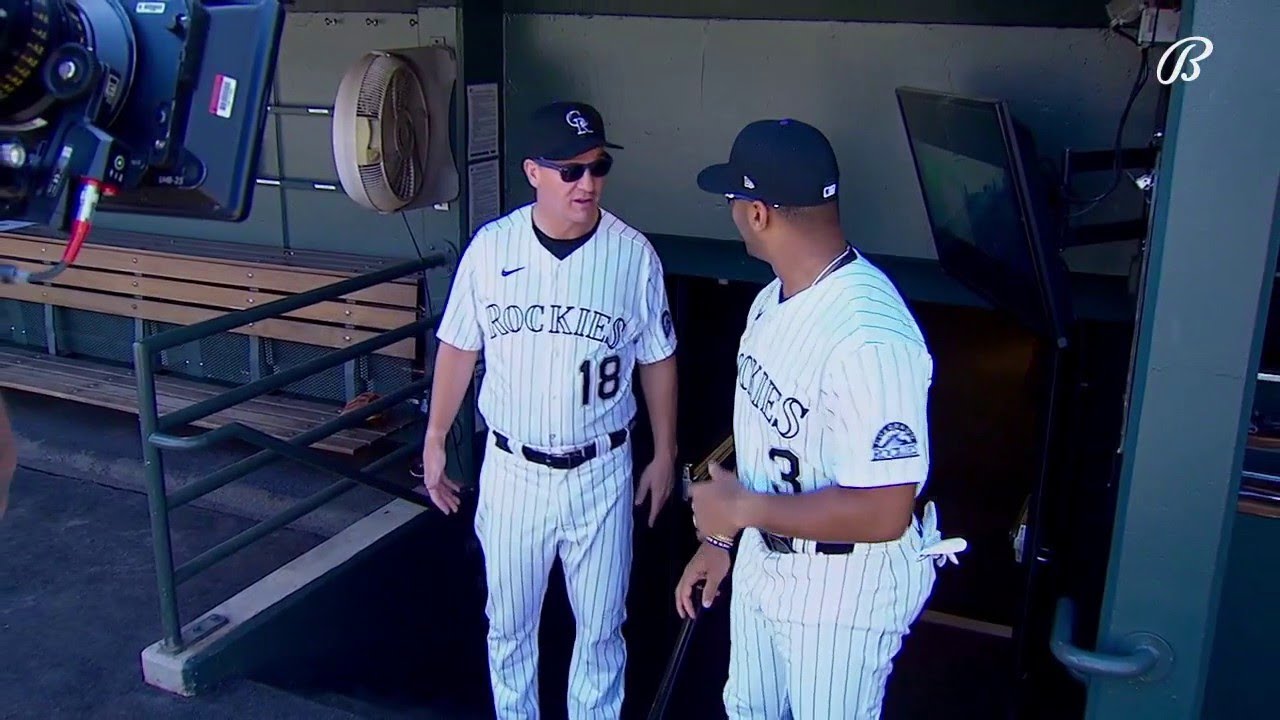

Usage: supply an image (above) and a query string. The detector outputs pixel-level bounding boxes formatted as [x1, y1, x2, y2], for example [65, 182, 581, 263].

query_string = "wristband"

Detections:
[704, 533, 735, 550]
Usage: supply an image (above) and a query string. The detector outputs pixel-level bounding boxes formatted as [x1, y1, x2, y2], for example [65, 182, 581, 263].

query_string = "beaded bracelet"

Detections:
[705, 533, 735, 550]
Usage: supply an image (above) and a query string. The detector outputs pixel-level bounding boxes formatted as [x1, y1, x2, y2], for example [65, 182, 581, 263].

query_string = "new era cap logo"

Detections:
[565, 110, 593, 135]
[743, 176, 755, 190]
[823, 183, 836, 198]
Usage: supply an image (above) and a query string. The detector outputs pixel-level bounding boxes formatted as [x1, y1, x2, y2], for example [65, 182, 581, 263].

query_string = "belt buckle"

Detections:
[530, 445, 589, 470]
[550, 450, 583, 470]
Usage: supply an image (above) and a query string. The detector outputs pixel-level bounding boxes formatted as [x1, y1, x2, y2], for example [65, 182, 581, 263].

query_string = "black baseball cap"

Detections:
[526, 101, 624, 162]
[696, 118, 839, 207]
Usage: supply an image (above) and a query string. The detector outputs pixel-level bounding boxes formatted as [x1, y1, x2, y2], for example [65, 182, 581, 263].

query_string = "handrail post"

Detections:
[134, 341, 183, 651]
[125, 258, 446, 652]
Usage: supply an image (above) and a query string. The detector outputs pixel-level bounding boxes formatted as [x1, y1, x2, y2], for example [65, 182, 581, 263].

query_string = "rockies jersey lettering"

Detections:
[736, 352, 809, 439]
[484, 303, 628, 348]
[436, 203, 677, 449]
[731, 250, 933, 553]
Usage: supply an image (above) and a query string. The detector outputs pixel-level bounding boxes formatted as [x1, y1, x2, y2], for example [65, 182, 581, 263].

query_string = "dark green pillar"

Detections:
[1088, 1, 1280, 718]
[453, 0, 505, 484]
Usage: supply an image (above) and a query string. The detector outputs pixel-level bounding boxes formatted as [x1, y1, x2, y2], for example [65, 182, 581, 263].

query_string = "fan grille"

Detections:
[333, 52, 430, 213]
[383, 70, 422, 200]
[355, 59, 396, 117]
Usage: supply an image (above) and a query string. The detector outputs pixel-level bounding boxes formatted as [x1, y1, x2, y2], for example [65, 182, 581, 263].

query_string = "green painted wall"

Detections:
[505, 0, 1109, 26]
[1204, 512, 1280, 718]
[503, 14, 1160, 278]
[90, 5, 1156, 283]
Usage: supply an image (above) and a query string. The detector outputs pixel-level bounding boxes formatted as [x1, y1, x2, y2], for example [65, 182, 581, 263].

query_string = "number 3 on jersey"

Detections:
[580, 354, 621, 405]
[768, 448, 802, 493]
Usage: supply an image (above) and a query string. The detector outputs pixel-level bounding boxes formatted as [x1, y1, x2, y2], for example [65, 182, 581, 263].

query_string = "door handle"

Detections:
[1049, 598, 1174, 683]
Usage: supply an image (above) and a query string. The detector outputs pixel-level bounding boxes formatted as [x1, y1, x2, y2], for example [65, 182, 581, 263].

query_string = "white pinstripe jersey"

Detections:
[732, 249, 933, 551]
[435, 203, 677, 449]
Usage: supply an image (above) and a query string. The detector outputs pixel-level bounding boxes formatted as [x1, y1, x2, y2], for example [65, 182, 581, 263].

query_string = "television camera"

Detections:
[0, 0, 284, 283]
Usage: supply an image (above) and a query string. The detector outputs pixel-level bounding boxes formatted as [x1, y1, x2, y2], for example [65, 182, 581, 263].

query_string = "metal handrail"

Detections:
[167, 379, 428, 509]
[165, 426, 427, 585]
[132, 255, 446, 652]
[154, 318, 431, 432]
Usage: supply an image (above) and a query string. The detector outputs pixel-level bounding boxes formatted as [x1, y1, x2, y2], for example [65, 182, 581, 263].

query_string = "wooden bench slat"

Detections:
[10, 369, 362, 450]
[7, 226, 422, 278]
[0, 234, 420, 308]
[0, 282, 416, 359]
[1, 349, 381, 438]
[0, 348, 391, 455]
[0, 352, 350, 441]
[0, 260, 417, 331]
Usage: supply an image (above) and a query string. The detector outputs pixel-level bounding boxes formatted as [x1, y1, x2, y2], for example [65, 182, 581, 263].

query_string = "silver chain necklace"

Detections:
[807, 247, 852, 291]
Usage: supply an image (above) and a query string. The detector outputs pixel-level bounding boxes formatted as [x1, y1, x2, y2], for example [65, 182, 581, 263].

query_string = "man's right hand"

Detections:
[421, 439, 462, 514]
[675, 542, 731, 619]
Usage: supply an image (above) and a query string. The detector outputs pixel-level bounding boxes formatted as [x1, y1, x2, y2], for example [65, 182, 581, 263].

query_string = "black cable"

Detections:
[401, 211, 424, 261]
[399, 210, 466, 473]
[1112, 27, 1140, 46]
[1065, 44, 1152, 218]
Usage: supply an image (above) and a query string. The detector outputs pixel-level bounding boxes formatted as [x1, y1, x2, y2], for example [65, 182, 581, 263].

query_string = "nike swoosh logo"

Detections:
[501, 267, 525, 277]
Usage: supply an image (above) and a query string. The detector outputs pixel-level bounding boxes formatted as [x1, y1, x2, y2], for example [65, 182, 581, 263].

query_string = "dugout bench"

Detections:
[0, 228, 431, 456]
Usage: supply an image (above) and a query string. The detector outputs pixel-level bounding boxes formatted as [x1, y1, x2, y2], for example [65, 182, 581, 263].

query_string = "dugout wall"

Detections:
[2, 2, 1275, 719]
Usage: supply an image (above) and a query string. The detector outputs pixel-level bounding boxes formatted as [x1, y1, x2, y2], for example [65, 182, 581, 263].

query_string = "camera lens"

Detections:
[0, 0, 84, 124]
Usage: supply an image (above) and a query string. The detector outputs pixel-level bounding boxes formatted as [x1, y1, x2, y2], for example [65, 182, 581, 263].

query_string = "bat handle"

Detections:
[648, 580, 707, 720]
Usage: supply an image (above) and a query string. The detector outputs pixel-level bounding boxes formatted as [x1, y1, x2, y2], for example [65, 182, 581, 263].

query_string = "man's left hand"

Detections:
[635, 456, 675, 528]
[689, 461, 750, 538]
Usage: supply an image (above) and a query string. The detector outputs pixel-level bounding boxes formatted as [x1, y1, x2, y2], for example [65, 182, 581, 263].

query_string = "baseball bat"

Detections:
[648, 437, 734, 719]
[682, 434, 735, 499]
[646, 582, 705, 720]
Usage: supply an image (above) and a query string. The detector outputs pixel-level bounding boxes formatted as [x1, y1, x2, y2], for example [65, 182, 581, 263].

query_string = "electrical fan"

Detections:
[332, 51, 430, 213]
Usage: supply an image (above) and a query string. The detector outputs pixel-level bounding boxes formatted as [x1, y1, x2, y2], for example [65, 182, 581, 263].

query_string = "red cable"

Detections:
[62, 178, 103, 265]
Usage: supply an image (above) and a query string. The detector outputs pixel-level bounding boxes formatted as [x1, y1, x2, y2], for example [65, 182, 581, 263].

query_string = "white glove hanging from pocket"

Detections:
[918, 501, 968, 567]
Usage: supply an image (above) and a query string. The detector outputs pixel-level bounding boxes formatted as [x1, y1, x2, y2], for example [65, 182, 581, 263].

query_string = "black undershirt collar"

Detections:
[533, 211, 602, 260]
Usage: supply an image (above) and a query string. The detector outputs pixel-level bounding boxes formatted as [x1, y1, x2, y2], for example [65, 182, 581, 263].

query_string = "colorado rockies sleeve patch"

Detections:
[871, 422, 919, 461]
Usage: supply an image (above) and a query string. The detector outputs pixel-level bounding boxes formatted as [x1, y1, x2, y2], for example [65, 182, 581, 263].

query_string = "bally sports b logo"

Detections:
[1156, 36, 1214, 86]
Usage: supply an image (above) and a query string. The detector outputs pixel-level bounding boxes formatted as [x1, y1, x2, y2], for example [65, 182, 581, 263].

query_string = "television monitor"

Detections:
[895, 86, 1073, 345]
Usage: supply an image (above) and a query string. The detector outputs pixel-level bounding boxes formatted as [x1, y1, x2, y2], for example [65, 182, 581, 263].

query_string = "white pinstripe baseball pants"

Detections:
[473, 432, 634, 720]
[723, 521, 935, 720]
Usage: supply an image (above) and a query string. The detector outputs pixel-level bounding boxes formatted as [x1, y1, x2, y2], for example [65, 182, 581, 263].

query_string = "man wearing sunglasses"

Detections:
[421, 100, 679, 719]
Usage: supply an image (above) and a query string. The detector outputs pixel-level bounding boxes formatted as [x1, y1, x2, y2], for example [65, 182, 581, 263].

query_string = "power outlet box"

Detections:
[1139, 7, 1182, 44]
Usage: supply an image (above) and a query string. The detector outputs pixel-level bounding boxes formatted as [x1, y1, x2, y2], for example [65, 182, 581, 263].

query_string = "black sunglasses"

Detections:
[536, 153, 613, 183]
[725, 193, 780, 208]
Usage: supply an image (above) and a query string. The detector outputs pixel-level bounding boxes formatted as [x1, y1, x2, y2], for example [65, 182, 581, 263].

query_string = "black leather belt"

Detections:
[761, 531, 856, 555]
[493, 429, 628, 470]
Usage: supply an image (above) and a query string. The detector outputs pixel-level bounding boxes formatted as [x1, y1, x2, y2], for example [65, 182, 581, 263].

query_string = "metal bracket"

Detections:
[267, 103, 334, 117]
[343, 359, 359, 401]
[158, 613, 229, 655]
[45, 304, 59, 355]
[248, 336, 263, 382]
[256, 176, 341, 193]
